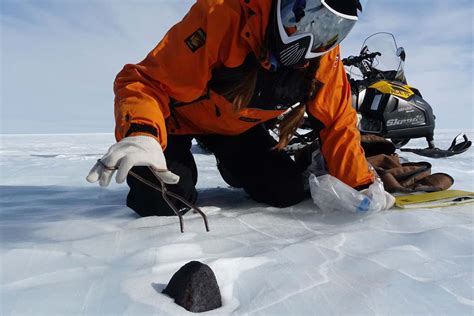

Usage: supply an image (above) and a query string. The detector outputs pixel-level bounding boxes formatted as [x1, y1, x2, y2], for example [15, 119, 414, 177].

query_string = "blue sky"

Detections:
[1, 0, 473, 134]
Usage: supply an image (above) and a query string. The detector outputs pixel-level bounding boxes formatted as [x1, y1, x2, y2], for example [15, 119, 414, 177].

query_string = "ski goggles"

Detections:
[275, 0, 364, 67]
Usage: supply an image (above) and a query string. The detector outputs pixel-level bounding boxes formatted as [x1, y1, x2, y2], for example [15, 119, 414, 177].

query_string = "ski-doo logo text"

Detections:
[386, 115, 425, 127]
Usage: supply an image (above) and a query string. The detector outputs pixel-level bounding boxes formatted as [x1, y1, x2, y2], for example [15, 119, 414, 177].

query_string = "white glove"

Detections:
[362, 163, 395, 211]
[362, 183, 395, 211]
[86, 135, 179, 187]
[383, 191, 396, 210]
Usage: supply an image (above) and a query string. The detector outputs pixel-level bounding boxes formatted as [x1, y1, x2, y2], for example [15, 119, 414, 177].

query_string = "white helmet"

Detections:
[271, 0, 367, 68]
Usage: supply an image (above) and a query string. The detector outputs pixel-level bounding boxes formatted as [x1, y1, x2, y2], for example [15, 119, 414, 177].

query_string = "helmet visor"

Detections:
[278, 0, 358, 58]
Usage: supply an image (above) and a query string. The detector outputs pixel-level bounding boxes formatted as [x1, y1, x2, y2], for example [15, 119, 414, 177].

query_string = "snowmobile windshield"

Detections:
[361, 32, 405, 81]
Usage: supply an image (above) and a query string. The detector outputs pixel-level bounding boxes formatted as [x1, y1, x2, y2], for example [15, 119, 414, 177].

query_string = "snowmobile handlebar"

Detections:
[342, 52, 381, 67]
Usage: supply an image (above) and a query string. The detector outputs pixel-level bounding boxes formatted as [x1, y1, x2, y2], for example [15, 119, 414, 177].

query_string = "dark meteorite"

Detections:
[162, 261, 222, 313]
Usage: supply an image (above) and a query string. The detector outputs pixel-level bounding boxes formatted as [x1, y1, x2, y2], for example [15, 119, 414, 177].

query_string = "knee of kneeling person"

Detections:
[269, 190, 305, 208]
[248, 183, 305, 208]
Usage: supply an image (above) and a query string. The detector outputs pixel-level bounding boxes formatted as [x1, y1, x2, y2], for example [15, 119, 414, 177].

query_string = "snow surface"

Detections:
[1, 130, 473, 315]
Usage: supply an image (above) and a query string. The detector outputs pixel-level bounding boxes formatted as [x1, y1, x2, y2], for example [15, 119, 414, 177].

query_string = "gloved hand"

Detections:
[362, 182, 395, 211]
[383, 191, 396, 210]
[86, 135, 179, 187]
[362, 163, 395, 211]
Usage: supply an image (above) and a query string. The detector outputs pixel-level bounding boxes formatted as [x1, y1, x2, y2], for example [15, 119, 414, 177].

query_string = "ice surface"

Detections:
[1, 131, 473, 315]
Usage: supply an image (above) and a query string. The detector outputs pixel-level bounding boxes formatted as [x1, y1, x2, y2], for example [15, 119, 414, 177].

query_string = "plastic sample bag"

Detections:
[309, 174, 393, 214]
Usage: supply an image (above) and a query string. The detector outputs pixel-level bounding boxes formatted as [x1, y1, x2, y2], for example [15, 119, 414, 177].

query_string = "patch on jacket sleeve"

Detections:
[185, 28, 207, 53]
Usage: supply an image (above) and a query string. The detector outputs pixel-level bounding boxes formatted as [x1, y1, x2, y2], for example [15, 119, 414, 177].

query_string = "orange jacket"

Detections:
[114, 0, 373, 188]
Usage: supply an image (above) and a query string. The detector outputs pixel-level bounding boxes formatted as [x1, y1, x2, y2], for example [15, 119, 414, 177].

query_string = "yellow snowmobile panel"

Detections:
[370, 81, 415, 100]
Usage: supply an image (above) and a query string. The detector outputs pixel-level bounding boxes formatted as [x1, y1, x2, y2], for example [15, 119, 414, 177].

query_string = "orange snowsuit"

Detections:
[114, 0, 374, 188]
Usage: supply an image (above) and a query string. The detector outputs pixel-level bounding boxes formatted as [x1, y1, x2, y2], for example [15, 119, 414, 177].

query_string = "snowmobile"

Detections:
[285, 32, 471, 158]
[342, 32, 470, 158]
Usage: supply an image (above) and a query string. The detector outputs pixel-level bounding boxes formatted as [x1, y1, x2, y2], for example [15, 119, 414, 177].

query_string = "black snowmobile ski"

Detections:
[401, 133, 472, 158]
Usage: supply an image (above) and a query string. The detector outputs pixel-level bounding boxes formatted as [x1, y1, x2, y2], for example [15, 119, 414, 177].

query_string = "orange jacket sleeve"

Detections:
[307, 46, 374, 188]
[113, 0, 243, 149]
